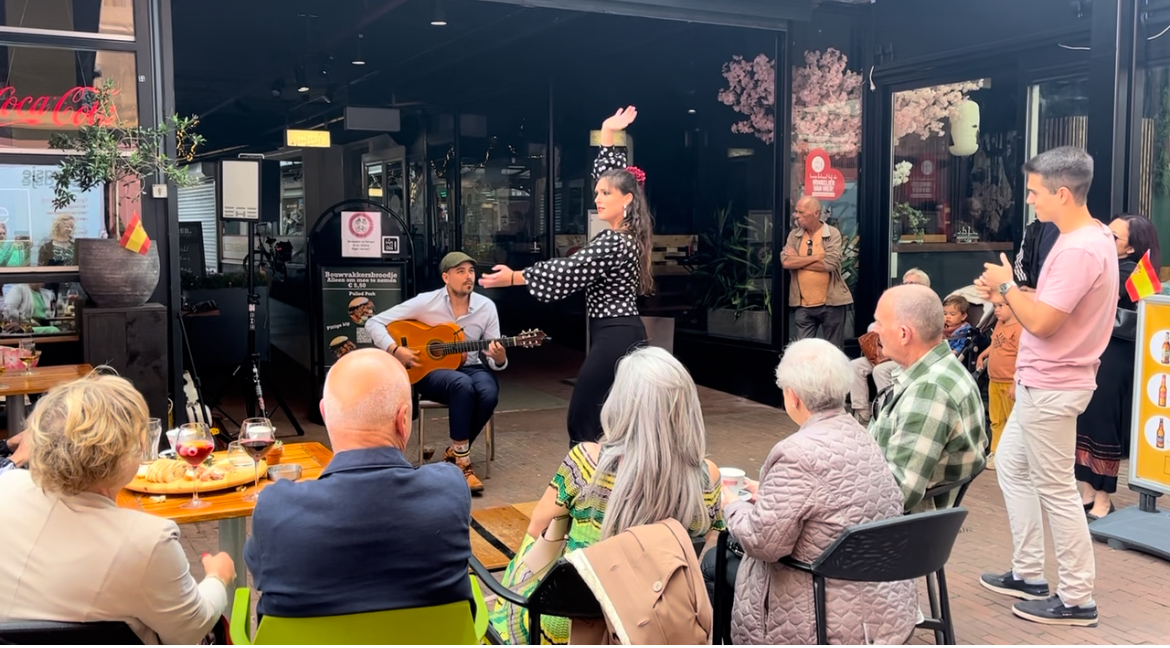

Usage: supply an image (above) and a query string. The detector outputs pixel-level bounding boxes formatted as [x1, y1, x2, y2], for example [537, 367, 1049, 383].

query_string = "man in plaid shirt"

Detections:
[869, 284, 987, 511]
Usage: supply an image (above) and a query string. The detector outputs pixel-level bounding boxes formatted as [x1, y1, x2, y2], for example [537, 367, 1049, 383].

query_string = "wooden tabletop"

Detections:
[115, 442, 333, 525]
[471, 502, 537, 571]
[0, 363, 93, 397]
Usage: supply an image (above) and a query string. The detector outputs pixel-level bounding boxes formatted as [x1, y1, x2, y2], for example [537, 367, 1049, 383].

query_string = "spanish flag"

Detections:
[118, 213, 151, 255]
[1125, 249, 1162, 303]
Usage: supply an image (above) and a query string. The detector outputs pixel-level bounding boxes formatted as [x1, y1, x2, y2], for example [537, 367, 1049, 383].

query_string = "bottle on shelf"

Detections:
[1160, 376, 1167, 408]
[1162, 333, 1170, 365]
[1159, 418, 1166, 449]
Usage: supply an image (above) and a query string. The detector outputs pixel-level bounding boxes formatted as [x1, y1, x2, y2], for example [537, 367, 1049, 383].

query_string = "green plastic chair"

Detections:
[230, 575, 490, 645]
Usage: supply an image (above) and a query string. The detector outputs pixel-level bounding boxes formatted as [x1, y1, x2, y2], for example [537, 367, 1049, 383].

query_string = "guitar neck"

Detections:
[442, 336, 523, 354]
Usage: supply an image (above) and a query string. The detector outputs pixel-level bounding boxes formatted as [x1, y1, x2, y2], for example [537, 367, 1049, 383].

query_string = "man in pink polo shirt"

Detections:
[974, 146, 1116, 628]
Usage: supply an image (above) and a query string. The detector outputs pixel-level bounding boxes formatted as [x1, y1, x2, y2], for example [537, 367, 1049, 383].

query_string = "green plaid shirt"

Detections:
[870, 342, 986, 511]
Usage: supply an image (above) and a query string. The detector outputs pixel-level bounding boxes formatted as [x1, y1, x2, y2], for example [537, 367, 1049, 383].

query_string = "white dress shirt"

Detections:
[0, 470, 227, 645]
[364, 287, 507, 370]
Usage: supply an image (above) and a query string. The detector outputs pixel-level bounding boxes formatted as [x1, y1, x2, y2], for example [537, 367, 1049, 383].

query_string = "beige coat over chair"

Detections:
[724, 410, 918, 645]
[564, 518, 712, 645]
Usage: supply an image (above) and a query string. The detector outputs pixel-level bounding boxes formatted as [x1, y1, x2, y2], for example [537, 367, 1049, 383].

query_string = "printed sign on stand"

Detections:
[908, 157, 937, 200]
[1132, 296, 1170, 493]
[803, 148, 845, 201]
[341, 211, 381, 258]
[319, 265, 403, 370]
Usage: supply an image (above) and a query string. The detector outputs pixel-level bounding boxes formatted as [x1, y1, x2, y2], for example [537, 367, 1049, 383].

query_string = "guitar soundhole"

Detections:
[426, 340, 445, 360]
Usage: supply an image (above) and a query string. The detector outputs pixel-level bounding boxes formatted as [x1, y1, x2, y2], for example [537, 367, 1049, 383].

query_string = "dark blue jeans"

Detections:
[416, 365, 499, 445]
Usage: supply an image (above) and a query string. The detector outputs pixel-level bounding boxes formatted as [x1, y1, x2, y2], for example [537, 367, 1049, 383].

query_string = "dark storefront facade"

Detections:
[0, 0, 181, 419]
[110, 0, 1170, 410]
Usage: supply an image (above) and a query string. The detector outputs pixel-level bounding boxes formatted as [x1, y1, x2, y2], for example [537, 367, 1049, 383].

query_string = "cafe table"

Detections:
[116, 441, 334, 600]
[0, 363, 92, 435]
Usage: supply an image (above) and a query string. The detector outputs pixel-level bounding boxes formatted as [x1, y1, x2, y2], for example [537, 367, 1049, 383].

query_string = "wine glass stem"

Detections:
[192, 481, 200, 505]
[254, 458, 261, 493]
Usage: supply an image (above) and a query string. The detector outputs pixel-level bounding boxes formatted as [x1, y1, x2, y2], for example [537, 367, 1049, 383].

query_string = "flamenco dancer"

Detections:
[479, 106, 653, 445]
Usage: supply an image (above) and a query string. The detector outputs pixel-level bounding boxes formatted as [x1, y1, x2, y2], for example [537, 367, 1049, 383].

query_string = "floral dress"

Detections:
[488, 445, 725, 644]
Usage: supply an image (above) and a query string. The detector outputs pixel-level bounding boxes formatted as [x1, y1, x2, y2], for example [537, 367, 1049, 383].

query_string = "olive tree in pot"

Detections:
[49, 80, 204, 308]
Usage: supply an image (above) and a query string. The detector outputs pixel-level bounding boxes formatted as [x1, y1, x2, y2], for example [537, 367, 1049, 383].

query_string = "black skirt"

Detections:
[1074, 337, 1135, 493]
[567, 316, 647, 445]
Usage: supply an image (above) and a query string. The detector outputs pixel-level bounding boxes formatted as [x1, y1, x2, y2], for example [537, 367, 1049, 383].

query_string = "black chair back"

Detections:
[811, 507, 968, 583]
[527, 560, 603, 621]
[916, 464, 985, 513]
[0, 619, 142, 645]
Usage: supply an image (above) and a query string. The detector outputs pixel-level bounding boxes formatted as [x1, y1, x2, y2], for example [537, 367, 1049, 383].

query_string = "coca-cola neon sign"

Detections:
[0, 85, 120, 130]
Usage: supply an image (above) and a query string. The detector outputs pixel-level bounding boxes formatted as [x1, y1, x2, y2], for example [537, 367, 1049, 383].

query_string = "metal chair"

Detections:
[713, 508, 968, 645]
[907, 466, 984, 644]
[415, 399, 494, 478]
[470, 555, 602, 645]
[0, 619, 143, 644]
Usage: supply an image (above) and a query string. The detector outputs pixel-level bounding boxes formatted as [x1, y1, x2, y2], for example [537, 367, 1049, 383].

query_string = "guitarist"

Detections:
[365, 251, 505, 494]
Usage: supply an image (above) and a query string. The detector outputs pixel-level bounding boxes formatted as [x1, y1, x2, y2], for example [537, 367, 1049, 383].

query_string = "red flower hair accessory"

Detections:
[625, 166, 647, 186]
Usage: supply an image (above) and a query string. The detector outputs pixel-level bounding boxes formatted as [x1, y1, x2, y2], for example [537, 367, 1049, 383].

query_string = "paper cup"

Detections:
[720, 467, 746, 490]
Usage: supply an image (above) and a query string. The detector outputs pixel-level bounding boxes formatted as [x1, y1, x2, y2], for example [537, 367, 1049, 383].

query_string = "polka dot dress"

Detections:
[525, 230, 640, 318]
[524, 145, 640, 319]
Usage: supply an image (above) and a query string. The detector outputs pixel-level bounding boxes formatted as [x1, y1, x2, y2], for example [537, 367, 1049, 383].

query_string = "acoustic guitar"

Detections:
[385, 320, 549, 384]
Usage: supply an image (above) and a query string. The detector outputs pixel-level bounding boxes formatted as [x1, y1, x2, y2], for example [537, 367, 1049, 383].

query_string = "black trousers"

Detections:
[568, 316, 647, 445]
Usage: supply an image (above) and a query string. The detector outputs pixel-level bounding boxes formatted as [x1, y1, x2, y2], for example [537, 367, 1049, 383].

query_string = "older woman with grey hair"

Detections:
[719, 338, 918, 645]
[0, 373, 235, 644]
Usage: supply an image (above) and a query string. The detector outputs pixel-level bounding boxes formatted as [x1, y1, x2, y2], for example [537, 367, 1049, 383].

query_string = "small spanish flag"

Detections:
[118, 212, 151, 255]
[1125, 249, 1162, 303]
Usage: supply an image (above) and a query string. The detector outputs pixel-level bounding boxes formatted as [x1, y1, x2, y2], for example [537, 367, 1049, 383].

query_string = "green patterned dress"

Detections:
[488, 444, 725, 644]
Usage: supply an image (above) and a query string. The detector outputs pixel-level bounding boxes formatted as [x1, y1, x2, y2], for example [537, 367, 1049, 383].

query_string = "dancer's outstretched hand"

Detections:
[602, 106, 638, 132]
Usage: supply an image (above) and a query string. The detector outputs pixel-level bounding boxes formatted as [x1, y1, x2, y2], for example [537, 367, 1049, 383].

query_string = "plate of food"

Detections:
[124, 452, 268, 495]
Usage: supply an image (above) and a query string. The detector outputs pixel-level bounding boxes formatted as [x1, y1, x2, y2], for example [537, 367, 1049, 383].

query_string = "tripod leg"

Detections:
[261, 370, 306, 437]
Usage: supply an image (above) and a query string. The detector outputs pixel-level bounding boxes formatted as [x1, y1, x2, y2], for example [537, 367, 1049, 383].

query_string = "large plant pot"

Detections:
[77, 239, 160, 308]
[707, 308, 771, 343]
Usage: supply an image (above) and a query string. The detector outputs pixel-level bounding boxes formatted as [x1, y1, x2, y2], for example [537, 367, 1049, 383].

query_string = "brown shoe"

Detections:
[461, 463, 484, 494]
[446, 447, 484, 494]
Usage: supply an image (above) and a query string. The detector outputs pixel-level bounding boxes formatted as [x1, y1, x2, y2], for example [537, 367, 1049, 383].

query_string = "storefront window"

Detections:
[0, 46, 137, 149]
[279, 160, 304, 237]
[459, 112, 547, 270]
[1137, 66, 1170, 265]
[1026, 77, 1089, 224]
[0, 0, 133, 35]
[0, 162, 103, 335]
[889, 77, 1017, 298]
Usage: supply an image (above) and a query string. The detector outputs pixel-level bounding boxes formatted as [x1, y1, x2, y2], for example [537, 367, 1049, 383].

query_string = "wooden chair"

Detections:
[416, 399, 494, 477]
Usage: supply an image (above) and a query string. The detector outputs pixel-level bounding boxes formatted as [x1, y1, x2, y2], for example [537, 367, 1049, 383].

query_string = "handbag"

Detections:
[1114, 307, 1137, 342]
[858, 331, 889, 366]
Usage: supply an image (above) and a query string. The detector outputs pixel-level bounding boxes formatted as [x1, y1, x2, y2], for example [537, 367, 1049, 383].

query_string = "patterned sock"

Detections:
[452, 442, 470, 459]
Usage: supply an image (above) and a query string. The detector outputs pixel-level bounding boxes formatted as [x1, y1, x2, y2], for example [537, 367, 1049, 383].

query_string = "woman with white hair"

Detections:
[0, 373, 235, 644]
[721, 338, 917, 645]
[490, 346, 724, 644]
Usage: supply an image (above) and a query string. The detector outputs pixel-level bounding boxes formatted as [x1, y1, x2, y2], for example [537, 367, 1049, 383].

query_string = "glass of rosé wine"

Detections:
[175, 422, 215, 510]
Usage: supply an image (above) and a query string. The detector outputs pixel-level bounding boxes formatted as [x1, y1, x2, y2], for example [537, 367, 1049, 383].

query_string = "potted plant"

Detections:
[688, 205, 772, 342]
[49, 80, 204, 308]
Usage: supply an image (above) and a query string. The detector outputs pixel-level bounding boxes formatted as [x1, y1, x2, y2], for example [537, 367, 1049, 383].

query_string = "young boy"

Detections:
[943, 295, 975, 356]
[976, 302, 1021, 469]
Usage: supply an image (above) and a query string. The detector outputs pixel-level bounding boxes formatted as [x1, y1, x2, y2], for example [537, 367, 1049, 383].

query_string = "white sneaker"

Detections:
[986, 452, 996, 471]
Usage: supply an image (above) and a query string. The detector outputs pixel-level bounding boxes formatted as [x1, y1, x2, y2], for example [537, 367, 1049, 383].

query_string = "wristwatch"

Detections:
[998, 280, 1018, 296]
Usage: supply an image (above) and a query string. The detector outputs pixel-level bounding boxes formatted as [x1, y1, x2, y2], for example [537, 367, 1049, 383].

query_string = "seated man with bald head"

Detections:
[244, 349, 472, 619]
[870, 284, 986, 511]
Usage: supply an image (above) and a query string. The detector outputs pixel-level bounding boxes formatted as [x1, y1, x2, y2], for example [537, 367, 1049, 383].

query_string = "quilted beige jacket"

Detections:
[724, 410, 917, 645]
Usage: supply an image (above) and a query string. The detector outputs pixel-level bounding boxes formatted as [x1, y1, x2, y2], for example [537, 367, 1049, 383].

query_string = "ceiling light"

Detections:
[352, 33, 366, 65]
[295, 64, 309, 93]
[431, 0, 447, 26]
[687, 109, 696, 114]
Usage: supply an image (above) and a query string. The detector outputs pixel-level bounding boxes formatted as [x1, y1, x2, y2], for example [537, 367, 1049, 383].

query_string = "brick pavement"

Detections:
[183, 344, 1170, 644]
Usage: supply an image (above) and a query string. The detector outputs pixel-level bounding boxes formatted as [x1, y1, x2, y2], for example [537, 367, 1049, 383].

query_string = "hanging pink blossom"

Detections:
[719, 49, 862, 156]
[892, 80, 985, 142]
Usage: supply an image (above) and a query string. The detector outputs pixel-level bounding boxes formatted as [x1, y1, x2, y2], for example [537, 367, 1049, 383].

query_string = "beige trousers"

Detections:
[996, 384, 1096, 606]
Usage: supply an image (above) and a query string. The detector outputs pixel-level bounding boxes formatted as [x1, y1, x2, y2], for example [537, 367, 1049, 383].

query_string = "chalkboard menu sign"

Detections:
[178, 222, 206, 279]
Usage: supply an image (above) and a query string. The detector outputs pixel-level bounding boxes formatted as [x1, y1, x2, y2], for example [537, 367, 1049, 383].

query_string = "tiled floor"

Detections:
[184, 343, 1170, 645]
